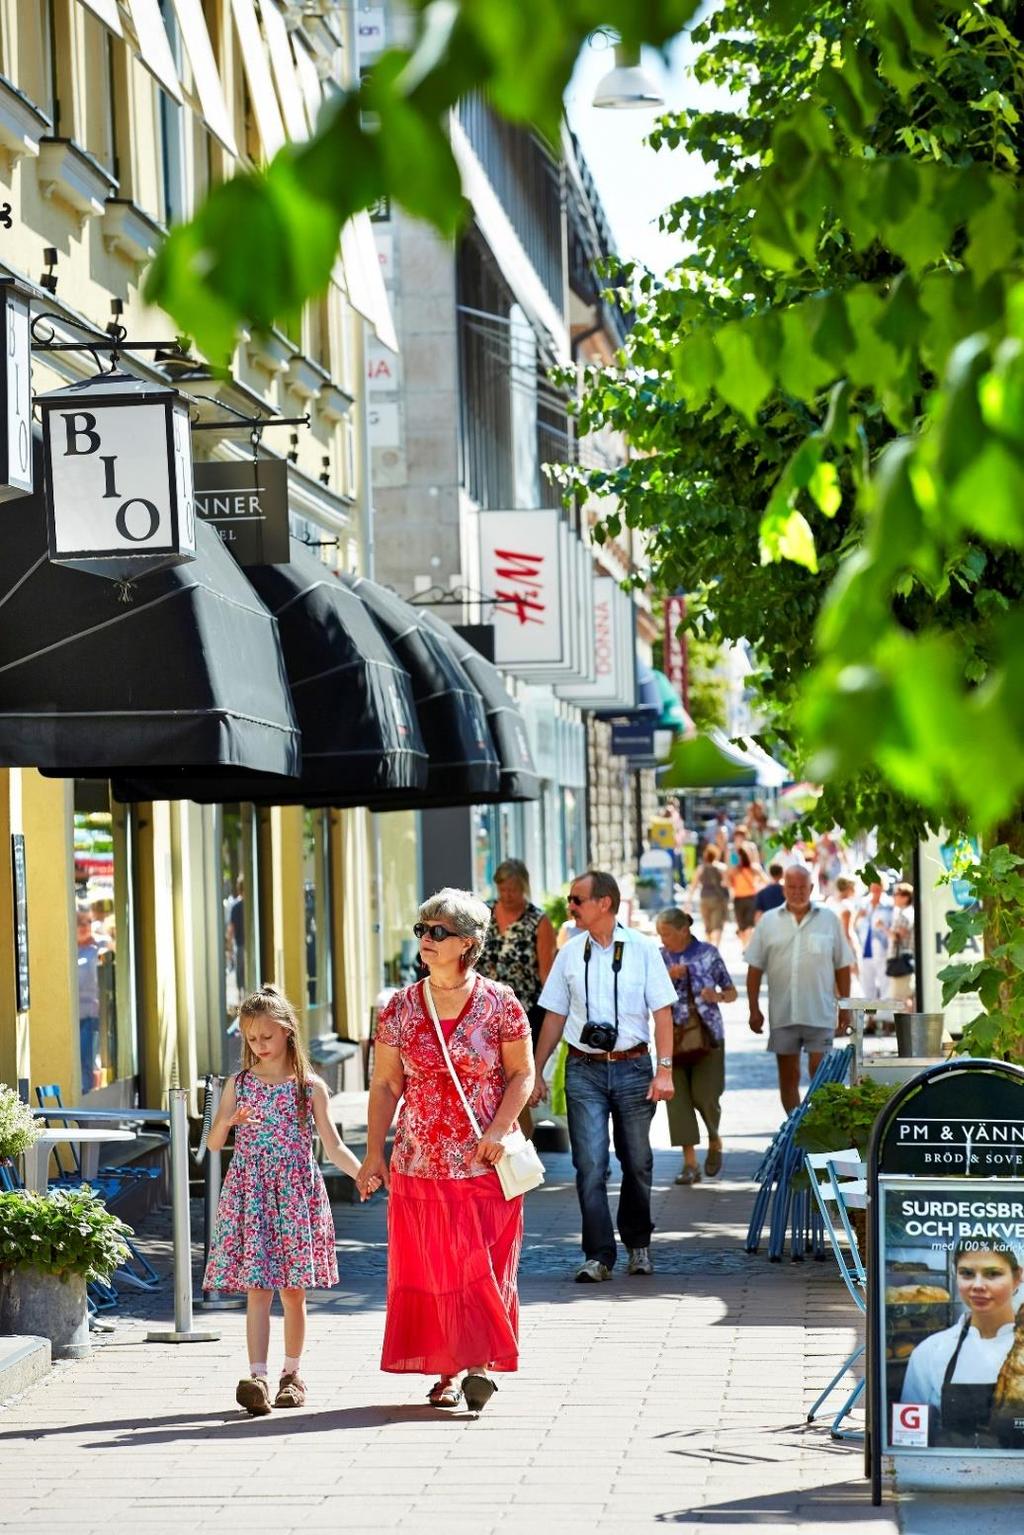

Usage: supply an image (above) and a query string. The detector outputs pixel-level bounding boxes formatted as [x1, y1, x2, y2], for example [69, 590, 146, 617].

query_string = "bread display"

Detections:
[886, 1284, 950, 1304]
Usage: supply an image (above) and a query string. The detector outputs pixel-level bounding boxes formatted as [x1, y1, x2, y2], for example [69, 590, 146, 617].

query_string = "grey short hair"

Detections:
[419, 887, 492, 966]
[573, 869, 621, 914]
[493, 858, 531, 894]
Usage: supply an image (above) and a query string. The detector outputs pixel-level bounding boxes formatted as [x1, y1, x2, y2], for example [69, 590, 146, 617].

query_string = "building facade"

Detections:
[0, 0, 394, 1109]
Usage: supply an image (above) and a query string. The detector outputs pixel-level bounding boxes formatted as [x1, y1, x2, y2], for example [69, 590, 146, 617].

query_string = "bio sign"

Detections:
[39, 372, 196, 580]
[868, 1060, 1024, 1503]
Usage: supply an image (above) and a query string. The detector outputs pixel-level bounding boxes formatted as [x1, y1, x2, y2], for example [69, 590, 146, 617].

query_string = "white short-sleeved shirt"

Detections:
[744, 904, 852, 1033]
[900, 1320, 1016, 1410]
[538, 924, 678, 1052]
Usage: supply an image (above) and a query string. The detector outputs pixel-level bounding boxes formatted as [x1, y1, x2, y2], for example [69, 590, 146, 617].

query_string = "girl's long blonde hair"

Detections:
[239, 984, 313, 1129]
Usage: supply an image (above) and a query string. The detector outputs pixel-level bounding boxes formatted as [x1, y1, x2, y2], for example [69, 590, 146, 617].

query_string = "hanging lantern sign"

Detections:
[38, 369, 196, 579]
[0, 277, 34, 502]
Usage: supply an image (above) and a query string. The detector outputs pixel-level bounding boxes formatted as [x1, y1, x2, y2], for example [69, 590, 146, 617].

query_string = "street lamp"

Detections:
[592, 44, 664, 110]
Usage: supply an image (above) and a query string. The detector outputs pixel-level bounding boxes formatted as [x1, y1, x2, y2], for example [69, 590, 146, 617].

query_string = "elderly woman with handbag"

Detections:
[356, 888, 540, 1416]
[655, 908, 737, 1186]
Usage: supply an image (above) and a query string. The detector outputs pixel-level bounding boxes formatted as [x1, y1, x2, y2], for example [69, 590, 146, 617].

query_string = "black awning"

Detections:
[0, 463, 299, 777]
[342, 575, 501, 808]
[112, 542, 428, 806]
[417, 611, 540, 802]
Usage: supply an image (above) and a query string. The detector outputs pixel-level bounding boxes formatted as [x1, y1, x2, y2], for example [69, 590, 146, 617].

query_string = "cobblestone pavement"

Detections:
[1, 958, 907, 1534]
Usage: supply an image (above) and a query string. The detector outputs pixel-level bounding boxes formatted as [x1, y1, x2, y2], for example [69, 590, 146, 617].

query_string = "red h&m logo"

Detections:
[493, 547, 545, 626]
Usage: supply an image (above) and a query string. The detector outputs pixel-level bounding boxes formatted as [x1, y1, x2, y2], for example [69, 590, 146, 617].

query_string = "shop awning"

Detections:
[735, 736, 790, 788]
[346, 575, 502, 809]
[112, 542, 428, 806]
[657, 730, 760, 789]
[417, 611, 541, 803]
[651, 668, 693, 734]
[0, 465, 299, 777]
[595, 660, 661, 723]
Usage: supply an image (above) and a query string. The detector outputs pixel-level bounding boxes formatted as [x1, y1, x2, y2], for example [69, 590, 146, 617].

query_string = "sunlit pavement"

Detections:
[0, 934, 990, 1534]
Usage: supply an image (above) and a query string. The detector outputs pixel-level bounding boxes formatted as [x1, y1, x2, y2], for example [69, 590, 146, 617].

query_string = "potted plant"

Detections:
[0, 1082, 38, 1170]
[0, 1187, 133, 1357]
[794, 1078, 898, 1243]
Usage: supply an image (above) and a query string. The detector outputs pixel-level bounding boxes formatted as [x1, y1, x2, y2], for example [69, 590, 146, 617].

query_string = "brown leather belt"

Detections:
[567, 1043, 649, 1063]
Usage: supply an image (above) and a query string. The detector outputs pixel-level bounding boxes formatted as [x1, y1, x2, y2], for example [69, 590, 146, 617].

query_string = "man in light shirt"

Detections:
[530, 870, 677, 1283]
[745, 864, 852, 1114]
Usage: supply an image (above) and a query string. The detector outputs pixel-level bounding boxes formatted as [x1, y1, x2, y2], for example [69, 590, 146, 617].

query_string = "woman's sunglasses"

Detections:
[413, 922, 459, 942]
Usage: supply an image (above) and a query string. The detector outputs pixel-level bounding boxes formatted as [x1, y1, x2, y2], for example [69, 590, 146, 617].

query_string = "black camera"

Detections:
[580, 1020, 618, 1052]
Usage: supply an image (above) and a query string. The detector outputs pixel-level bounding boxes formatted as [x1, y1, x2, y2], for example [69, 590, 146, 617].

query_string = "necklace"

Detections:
[428, 972, 475, 992]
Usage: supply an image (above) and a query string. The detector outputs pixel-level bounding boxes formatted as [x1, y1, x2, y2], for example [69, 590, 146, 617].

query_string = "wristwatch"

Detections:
[657, 1056, 673, 1069]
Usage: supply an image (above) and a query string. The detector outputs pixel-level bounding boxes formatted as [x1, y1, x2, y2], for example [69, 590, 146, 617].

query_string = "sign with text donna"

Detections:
[868, 1059, 1024, 1503]
[194, 458, 289, 565]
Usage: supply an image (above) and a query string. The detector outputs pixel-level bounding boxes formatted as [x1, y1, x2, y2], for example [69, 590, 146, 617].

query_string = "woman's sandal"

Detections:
[427, 1377, 463, 1408]
[462, 1372, 498, 1417]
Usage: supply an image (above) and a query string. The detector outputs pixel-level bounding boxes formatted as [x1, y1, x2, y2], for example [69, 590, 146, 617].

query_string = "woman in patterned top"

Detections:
[655, 907, 737, 1186]
[356, 889, 535, 1416]
[477, 859, 556, 1137]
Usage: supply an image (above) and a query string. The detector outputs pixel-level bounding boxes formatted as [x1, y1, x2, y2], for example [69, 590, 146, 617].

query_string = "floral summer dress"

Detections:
[202, 1070, 338, 1292]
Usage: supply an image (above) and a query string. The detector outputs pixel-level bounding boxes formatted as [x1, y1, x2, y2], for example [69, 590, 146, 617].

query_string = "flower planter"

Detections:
[0, 1268, 89, 1359]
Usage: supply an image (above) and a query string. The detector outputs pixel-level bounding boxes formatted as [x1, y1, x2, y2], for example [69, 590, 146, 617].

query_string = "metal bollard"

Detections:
[146, 1088, 219, 1345]
[197, 1075, 239, 1311]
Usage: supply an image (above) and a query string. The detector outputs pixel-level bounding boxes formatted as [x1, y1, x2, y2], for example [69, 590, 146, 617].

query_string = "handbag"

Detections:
[670, 963, 714, 1064]
[886, 952, 914, 978]
[423, 980, 545, 1200]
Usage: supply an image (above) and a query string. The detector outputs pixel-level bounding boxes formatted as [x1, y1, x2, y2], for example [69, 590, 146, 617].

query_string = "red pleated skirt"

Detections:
[381, 1169, 523, 1375]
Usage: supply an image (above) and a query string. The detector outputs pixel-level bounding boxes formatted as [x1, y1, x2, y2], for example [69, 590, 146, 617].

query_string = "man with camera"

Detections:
[529, 870, 677, 1282]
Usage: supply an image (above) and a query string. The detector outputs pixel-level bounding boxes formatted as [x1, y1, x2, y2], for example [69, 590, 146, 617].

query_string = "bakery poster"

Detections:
[880, 1176, 1024, 1453]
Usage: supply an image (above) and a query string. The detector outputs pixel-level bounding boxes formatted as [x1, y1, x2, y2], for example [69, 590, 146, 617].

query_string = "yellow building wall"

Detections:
[21, 772, 77, 1096]
[0, 770, 29, 1088]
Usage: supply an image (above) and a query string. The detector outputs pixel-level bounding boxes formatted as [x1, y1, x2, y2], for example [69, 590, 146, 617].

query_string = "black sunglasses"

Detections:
[567, 894, 591, 907]
[413, 922, 459, 942]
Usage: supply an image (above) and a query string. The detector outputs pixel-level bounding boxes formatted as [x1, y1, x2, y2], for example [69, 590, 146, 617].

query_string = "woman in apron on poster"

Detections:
[899, 1241, 1024, 1448]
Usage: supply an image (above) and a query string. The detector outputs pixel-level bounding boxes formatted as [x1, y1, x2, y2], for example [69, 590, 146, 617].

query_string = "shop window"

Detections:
[221, 804, 260, 1068]
[73, 781, 137, 1094]
[81, 13, 116, 174]
[158, 0, 187, 222]
[303, 808, 333, 1039]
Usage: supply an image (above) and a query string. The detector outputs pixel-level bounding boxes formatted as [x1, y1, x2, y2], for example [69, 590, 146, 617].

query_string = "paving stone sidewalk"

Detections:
[0, 992, 909, 1535]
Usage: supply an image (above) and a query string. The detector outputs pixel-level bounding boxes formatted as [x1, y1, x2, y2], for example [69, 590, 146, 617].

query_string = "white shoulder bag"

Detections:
[423, 980, 545, 1200]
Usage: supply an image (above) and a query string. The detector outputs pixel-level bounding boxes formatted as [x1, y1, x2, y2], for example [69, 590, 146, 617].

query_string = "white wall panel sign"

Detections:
[367, 402, 401, 448]
[480, 508, 566, 668]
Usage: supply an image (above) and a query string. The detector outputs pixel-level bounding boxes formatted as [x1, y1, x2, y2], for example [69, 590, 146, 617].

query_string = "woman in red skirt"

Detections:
[356, 888, 535, 1415]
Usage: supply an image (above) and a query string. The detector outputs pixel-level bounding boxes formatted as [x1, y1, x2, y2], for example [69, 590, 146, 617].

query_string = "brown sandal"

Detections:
[236, 1376, 273, 1416]
[428, 1377, 463, 1408]
[274, 1372, 307, 1408]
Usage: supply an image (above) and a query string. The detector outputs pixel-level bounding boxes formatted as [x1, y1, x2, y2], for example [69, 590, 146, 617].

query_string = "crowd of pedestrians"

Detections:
[199, 814, 919, 1424]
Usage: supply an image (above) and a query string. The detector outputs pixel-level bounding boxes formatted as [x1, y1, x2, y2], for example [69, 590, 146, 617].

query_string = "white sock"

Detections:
[282, 1355, 301, 1375]
[250, 1362, 268, 1378]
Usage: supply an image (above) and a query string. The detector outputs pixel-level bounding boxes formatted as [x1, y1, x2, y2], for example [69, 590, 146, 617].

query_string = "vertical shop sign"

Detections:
[867, 1059, 1024, 1504]
[0, 279, 33, 501]
[664, 593, 688, 711]
[194, 458, 289, 564]
[479, 508, 566, 666]
[11, 833, 28, 1012]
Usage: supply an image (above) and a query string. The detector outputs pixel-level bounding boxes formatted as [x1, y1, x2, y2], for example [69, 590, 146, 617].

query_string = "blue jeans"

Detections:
[565, 1054, 656, 1268]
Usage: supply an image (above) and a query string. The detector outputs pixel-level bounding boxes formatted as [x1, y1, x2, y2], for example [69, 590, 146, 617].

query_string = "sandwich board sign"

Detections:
[867, 1058, 1024, 1503]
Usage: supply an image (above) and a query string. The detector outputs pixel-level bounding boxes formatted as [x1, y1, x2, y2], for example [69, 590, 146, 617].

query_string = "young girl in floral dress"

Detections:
[204, 984, 368, 1416]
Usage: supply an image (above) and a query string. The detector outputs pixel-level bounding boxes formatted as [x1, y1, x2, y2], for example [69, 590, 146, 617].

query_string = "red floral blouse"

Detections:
[375, 976, 530, 1180]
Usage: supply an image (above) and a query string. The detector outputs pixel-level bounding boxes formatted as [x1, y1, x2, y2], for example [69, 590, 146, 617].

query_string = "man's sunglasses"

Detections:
[413, 922, 459, 942]
[567, 894, 592, 907]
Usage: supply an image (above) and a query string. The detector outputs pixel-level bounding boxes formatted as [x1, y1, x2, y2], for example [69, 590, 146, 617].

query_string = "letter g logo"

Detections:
[898, 1405, 921, 1430]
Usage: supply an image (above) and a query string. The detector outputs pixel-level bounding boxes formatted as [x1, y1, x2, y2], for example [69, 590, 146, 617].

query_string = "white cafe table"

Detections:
[23, 1128, 136, 1194]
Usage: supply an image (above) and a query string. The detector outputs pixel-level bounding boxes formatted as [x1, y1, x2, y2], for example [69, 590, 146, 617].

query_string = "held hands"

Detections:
[355, 1153, 389, 1201]
[473, 1126, 507, 1167]
[748, 1006, 765, 1035]
[647, 1067, 674, 1103]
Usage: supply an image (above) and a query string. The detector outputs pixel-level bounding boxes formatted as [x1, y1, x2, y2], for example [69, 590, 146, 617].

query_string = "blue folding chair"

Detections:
[804, 1149, 867, 1439]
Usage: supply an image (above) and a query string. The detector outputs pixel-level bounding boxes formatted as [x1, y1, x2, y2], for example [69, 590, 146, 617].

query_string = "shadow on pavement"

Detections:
[653, 1475, 885, 1524]
[0, 1402, 463, 1447]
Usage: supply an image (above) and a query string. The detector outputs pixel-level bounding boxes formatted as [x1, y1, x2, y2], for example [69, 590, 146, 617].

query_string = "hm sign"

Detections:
[40, 372, 196, 580]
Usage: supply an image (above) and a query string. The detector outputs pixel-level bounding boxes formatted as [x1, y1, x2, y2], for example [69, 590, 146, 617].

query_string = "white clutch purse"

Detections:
[424, 980, 545, 1201]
